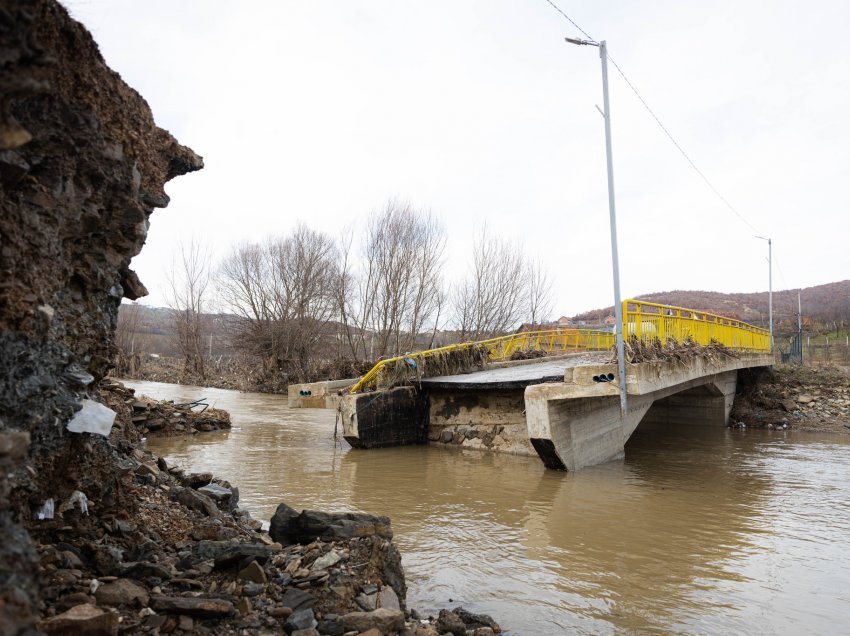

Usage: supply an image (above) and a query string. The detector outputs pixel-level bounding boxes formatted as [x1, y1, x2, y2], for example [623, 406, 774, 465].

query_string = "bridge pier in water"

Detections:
[525, 364, 743, 471]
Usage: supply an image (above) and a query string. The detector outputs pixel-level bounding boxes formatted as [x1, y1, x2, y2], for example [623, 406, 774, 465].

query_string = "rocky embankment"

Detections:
[32, 384, 501, 635]
[730, 365, 850, 434]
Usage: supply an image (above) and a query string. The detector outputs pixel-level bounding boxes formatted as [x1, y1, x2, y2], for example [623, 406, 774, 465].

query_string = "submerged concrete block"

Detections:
[341, 387, 429, 449]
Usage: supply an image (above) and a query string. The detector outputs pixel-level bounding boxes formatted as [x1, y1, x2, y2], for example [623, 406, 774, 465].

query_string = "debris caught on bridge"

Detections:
[611, 336, 740, 366]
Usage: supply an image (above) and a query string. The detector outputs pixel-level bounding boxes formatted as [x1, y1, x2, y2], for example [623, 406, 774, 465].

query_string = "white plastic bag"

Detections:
[37, 498, 54, 520]
[66, 399, 116, 437]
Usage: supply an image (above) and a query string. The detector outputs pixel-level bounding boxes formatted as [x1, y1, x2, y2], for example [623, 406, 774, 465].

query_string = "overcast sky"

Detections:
[66, 0, 850, 319]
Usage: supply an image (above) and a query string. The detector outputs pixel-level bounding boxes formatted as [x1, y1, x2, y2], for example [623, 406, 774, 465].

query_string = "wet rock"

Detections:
[436, 609, 466, 636]
[453, 606, 501, 632]
[182, 472, 213, 488]
[39, 603, 119, 635]
[150, 595, 234, 618]
[341, 608, 405, 634]
[285, 608, 317, 633]
[269, 503, 393, 544]
[94, 578, 149, 607]
[439, 430, 454, 443]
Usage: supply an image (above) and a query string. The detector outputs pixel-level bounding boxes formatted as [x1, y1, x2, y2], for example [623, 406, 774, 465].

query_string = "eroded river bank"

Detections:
[129, 379, 850, 635]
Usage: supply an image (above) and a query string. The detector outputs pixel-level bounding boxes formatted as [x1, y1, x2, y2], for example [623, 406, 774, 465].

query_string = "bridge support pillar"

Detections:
[525, 387, 654, 471]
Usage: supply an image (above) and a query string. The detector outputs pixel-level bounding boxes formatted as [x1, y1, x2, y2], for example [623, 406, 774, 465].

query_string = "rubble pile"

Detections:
[100, 380, 231, 439]
[730, 365, 850, 434]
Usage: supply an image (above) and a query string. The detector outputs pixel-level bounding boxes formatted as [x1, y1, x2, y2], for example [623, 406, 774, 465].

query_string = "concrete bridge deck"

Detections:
[420, 352, 609, 389]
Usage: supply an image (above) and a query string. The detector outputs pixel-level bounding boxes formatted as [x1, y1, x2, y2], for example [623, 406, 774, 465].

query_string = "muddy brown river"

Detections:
[128, 380, 850, 635]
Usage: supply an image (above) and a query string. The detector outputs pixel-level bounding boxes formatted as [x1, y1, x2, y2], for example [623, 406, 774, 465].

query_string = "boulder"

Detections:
[269, 503, 392, 545]
[341, 608, 405, 634]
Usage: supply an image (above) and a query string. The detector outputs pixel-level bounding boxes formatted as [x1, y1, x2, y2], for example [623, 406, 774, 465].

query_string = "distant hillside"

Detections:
[573, 280, 850, 334]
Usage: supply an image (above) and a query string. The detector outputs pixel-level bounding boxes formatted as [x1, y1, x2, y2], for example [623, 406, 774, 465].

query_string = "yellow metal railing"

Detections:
[349, 328, 613, 393]
[349, 300, 771, 393]
[622, 299, 771, 352]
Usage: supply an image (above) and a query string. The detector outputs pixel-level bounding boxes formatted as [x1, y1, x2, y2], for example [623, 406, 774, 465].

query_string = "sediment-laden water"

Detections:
[128, 380, 850, 635]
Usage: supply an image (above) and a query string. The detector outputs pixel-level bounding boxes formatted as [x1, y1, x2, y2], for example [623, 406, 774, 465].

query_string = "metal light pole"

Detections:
[566, 37, 627, 415]
[755, 236, 773, 352]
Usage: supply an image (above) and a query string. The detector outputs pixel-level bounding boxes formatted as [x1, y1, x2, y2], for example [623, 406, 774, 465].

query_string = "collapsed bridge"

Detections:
[308, 300, 773, 471]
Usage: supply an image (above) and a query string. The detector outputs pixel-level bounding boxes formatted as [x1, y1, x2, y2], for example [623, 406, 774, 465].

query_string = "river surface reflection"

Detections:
[128, 380, 850, 635]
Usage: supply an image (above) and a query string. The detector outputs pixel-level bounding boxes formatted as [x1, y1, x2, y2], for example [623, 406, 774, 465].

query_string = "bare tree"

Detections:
[115, 301, 146, 355]
[218, 225, 340, 378]
[339, 201, 446, 360]
[527, 259, 554, 326]
[166, 238, 210, 379]
[453, 227, 551, 339]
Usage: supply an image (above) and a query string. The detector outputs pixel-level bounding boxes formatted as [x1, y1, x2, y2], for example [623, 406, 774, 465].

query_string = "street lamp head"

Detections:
[565, 36, 599, 47]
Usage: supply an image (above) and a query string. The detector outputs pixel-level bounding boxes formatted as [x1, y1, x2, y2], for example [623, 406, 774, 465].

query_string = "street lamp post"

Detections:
[755, 236, 773, 353]
[566, 37, 627, 415]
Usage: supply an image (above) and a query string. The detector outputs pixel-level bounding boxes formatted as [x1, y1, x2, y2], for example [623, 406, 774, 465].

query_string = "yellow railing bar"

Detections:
[349, 300, 771, 393]
[622, 299, 771, 352]
[349, 328, 614, 393]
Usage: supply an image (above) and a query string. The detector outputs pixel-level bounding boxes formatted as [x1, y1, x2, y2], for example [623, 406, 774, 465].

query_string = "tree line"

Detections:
[158, 201, 554, 381]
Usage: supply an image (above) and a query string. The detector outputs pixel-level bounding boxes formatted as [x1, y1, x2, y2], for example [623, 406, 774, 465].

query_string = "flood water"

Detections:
[128, 380, 850, 635]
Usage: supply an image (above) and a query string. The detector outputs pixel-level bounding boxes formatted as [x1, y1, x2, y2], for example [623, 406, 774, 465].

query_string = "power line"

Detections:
[541, 0, 762, 235]
[542, 0, 593, 41]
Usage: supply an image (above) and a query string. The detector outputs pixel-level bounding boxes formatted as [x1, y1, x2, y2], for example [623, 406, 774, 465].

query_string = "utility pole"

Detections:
[566, 37, 627, 415]
[798, 289, 803, 363]
[756, 236, 773, 353]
